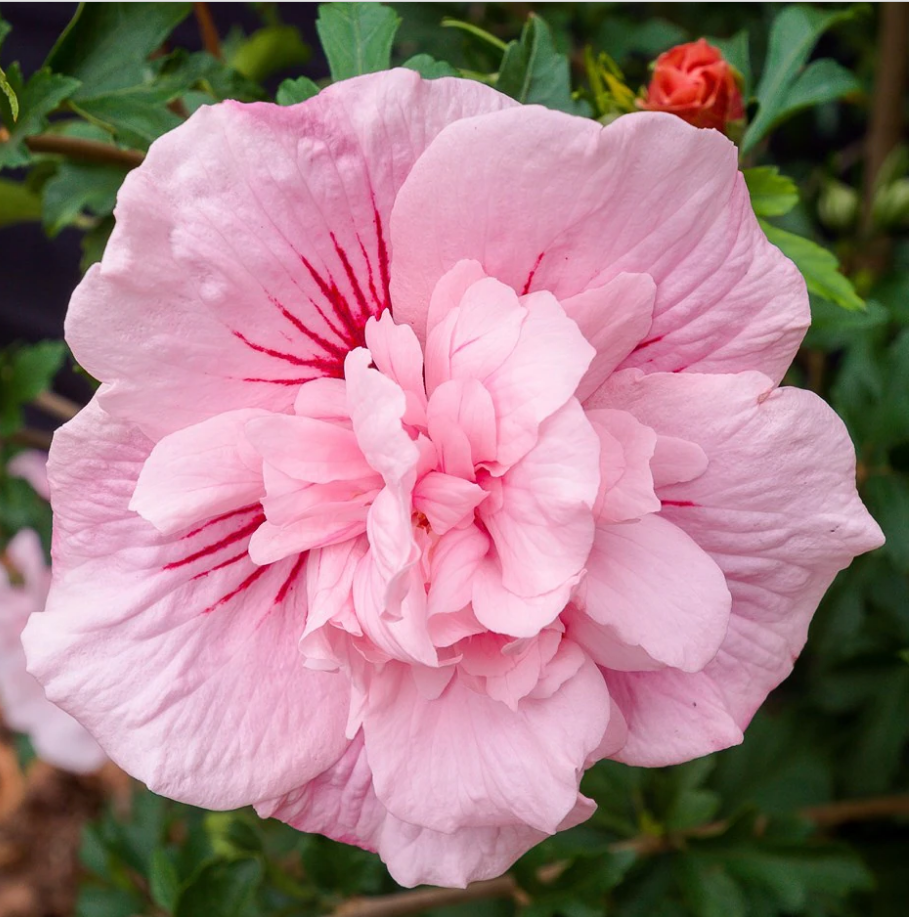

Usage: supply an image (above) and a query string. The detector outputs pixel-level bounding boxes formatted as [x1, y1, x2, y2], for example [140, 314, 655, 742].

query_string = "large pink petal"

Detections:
[472, 562, 581, 640]
[592, 370, 884, 751]
[574, 514, 732, 672]
[604, 668, 745, 766]
[364, 645, 609, 835]
[587, 409, 660, 524]
[22, 399, 348, 807]
[426, 277, 594, 468]
[391, 108, 807, 384]
[246, 414, 375, 484]
[130, 409, 268, 535]
[68, 72, 515, 440]
[413, 471, 488, 535]
[257, 731, 596, 888]
[426, 524, 490, 628]
[364, 311, 426, 409]
[480, 400, 599, 599]
[424, 276, 525, 397]
[345, 349, 419, 485]
[566, 273, 656, 402]
[426, 379, 498, 479]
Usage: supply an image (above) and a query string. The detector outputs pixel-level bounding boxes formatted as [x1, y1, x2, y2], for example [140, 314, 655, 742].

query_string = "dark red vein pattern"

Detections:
[180, 207, 392, 613]
[164, 505, 308, 617]
[240, 206, 392, 387]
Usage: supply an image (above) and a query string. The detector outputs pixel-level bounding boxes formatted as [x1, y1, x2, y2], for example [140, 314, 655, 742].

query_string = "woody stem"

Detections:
[323, 794, 909, 917]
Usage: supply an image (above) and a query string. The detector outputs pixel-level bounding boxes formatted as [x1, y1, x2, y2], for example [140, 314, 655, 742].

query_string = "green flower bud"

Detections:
[818, 180, 859, 233]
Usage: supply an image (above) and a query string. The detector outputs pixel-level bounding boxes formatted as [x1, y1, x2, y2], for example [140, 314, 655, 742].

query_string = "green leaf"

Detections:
[676, 856, 747, 917]
[0, 65, 82, 168]
[742, 4, 860, 152]
[518, 848, 637, 917]
[80, 216, 115, 273]
[497, 14, 590, 116]
[712, 712, 834, 816]
[0, 17, 11, 51]
[276, 75, 320, 106]
[0, 340, 67, 436]
[830, 334, 884, 443]
[75, 886, 146, 917]
[778, 58, 860, 120]
[154, 48, 267, 106]
[0, 177, 41, 227]
[709, 30, 751, 99]
[70, 86, 183, 148]
[47, 2, 192, 98]
[0, 474, 53, 550]
[229, 25, 310, 83]
[316, 2, 400, 82]
[865, 475, 909, 572]
[204, 812, 264, 860]
[439, 18, 508, 53]
[744, 167, 799, 218]
[150, 848, 182, 913]
[596, 17, 688, 67]
[580, 759, 641, 836]
[867, 329, 909, 451]
[804, 296, 887, 351]
[0, 65, 18, 121]
[175, 858, 264, 917]
[40, 3, 193, 149]
[79, 824, 113, 881]
[723, 845, 873, 912]
[760, 220, 864, 311]
[297, 833, 388, 895]
[402, 54, 460, 80]
[42, 160, 123, 236]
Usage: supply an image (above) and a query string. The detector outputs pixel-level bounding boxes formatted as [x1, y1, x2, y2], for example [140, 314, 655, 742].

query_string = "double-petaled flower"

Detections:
[23, 70, 881, 887]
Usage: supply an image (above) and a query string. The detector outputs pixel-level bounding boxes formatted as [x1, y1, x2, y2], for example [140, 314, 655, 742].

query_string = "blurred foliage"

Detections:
[1, 2, 907, 916]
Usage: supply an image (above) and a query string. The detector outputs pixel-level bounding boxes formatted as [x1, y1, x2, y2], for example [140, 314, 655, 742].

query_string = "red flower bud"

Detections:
[639, 38, 744, 133]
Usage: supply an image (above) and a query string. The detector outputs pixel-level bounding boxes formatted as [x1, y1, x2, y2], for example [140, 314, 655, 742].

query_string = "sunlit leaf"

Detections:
[316, 2, 400, 82]
[743, 4, 861, 152]
[760, 220, 864, 310]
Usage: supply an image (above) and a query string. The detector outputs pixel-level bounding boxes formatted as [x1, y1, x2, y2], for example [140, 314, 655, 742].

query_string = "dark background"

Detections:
[0, 3, 324, 352]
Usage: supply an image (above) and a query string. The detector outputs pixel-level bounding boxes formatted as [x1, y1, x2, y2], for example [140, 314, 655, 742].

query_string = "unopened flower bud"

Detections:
[638, 38, 744, 134]
[872, 178, 909, 230]
[818, 180, 859, 232]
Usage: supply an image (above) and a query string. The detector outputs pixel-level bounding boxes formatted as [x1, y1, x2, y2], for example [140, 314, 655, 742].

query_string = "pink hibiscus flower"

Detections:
[1, 453, 105, 774]
[23, 71, 882, 887]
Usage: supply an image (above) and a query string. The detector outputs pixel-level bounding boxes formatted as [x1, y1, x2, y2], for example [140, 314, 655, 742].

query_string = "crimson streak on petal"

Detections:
[274, 553, 307, 605]
[521, 252, 545, 296]
[202, 565, 270, 615]
[268, 294, 348, 362]
[373, 206, 392, 313]
[243, 376, 320, 386]
[164, 512, 266, 571]
[232, 330, 338, 375]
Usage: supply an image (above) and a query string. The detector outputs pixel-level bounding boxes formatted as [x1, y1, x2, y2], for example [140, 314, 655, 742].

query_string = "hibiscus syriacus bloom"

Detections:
[1, 453, 105, 774]
[639, 38, 744, 133]
[24, 71, 882, 887]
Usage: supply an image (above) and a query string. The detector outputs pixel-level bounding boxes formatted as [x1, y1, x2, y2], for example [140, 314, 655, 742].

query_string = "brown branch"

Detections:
[334, 876, 520, 917]
[193, 2, 222, 60]
[6, 429, 53, 451]
[327, 795, 909, 917]
[861, 2, 909, 233]
[801, 794, 909, 828]
[24, 134, 145, 170]
[32, 391, 81, 423]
